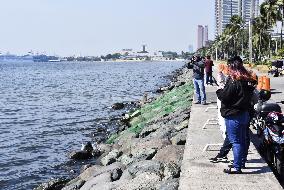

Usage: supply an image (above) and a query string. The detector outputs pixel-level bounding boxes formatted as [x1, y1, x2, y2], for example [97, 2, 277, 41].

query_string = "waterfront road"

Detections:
[179, 67, 283, 190]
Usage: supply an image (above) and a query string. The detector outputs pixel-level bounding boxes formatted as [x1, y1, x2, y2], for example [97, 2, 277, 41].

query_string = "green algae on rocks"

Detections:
[106, 83, 194, 144]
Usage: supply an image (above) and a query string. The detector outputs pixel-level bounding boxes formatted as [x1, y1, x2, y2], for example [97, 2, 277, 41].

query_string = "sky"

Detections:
[0, 0, 215, 56]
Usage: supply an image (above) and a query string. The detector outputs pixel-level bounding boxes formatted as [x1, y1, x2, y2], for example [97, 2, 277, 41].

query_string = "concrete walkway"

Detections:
[179, 71, 283, 189]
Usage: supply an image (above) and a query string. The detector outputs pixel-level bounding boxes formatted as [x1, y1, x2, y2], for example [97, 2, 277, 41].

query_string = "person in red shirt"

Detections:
[205, 55, 214, 85]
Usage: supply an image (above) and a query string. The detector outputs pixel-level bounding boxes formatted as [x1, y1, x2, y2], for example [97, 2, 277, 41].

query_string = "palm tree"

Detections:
[274, 0, 284, 48]
[222, 15, 244, 57]
[252, 16, 270, 61]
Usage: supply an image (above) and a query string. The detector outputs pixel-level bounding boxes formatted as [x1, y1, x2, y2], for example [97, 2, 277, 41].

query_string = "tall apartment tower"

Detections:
[215, 0, 259, 37]
[242, 0, 257, 26]
[215, 0, 222, 37]
[197, 25, 204, 49]
[204, 25, 209, 45]
[215, 0, 241, 36]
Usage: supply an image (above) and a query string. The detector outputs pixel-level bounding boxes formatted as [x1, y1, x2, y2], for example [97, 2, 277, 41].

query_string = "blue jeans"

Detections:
[225, 112, 249, 171]
[193, 78, 206, 103]
[217, 127, 250, 164]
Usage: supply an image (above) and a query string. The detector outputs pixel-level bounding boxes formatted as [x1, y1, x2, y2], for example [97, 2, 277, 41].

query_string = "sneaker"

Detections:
[193, 101, 201, 104]
[201, 101, 207, 105]
[209, 156, 228, 163]
[223, 167, 242, 174]
[228, 164, 246, 169]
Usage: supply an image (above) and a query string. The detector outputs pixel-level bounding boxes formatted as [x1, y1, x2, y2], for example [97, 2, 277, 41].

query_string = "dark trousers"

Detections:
[217, 135, 232, 158]
[217, 126, 250, 165]
[206, 72, 213, 84]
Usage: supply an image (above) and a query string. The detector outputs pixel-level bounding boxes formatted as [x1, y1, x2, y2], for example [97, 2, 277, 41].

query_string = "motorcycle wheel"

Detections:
[263, 142, 273, 164]
[274, 154, 284, 182]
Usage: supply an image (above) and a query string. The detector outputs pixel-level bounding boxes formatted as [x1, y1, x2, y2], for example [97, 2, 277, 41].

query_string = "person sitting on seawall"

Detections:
[216, 56, 256, 174]
[192, 54, 206, 105]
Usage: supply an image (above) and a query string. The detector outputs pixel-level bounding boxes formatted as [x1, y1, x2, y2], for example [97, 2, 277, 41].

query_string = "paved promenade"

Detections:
[179, 68, 283, 189]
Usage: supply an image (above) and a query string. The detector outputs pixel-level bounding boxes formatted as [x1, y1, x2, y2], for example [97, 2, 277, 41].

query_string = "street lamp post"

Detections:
[215, 46, 218, 62]
[249, 0, 255, 63]
[249, 19, 253, 63]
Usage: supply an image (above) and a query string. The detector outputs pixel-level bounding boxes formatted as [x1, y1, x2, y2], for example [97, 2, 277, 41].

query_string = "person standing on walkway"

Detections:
[192, 54, 206, 105]
[205, 55, 214, 85]
[216, 56, 255, 174]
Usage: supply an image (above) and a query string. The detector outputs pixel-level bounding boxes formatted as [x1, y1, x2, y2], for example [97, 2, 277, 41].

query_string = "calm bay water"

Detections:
[0, 61, 184, 190]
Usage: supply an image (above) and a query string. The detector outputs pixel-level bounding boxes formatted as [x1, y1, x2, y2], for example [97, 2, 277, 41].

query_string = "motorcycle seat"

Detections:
[260, 103, 282, 117]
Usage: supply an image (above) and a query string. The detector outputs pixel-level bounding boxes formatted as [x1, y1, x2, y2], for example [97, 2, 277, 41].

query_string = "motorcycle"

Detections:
[251, 90, 284, 179]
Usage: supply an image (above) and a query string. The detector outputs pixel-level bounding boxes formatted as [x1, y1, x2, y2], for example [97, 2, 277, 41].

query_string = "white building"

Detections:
[215, 0, 260, 37]
[197, 25, 204, 49]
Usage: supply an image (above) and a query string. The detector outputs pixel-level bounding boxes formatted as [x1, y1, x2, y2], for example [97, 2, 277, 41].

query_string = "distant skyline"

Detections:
[0, 0, 215, 56]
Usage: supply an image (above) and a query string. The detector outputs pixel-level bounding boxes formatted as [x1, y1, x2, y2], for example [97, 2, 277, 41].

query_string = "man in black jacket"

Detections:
[192, 54, 206, 105]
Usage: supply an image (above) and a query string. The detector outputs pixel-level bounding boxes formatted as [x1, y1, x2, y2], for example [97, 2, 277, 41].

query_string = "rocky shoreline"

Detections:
[35, 66, 194, 190]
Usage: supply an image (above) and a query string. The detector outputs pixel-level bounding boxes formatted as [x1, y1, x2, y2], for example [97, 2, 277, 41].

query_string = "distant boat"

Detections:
[33, 55, 60, 62]
[48, 59, 61, 62]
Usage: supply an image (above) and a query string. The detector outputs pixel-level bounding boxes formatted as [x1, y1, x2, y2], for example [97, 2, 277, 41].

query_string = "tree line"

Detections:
[199, 0, 284, 64]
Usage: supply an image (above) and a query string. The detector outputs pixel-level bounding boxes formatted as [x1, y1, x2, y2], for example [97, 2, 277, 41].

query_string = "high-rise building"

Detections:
[197, 25, 204, 49]
[242, 0, 258, 26]
[215, 0, 260, 37]
[255, 0, 260, 17]
[197, 25, 210, 49]
[215, 0, 223, 36]
[204, 25, 209, 45]
[215, 0, 241, 36]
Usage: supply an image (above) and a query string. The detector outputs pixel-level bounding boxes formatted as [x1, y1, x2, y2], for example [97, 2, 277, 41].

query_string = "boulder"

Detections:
[174, 81, 186, 87]
[170, 129, 187, 145]
[117, 154, 134, 166]
[111, 166, 124, 181]
[157, 178, 179, 190]
[126, 160, 164, 178]
[114, 131, 137, 146]
[155, 109, 190, 126]
[80, 172, 112, 190]
[163, 162, 180, 180]
[68, 151, 93, 160]
[101, 149, 122, 166]
[131, 148, 157, 161]
[34, 178, 69, 190]
[61, 178, 85, 190]
[92, 148, 101, 157]
[139, 124, 160, 138]
[88, 183, 116, 190]
[174, 120, 189, 131]
[112, 103, 124, 110]
[81, 142, 93, 152]
[120, 138, 170, 155]
[115, 172, 162, 190]
[97, 144, 112, 154]
[79, 162, 125, 181]
[80, 164, 92, 173]
[153, 145, 185, 166]
[79, 165, 102, 181]
[145, 125, 175, 139]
